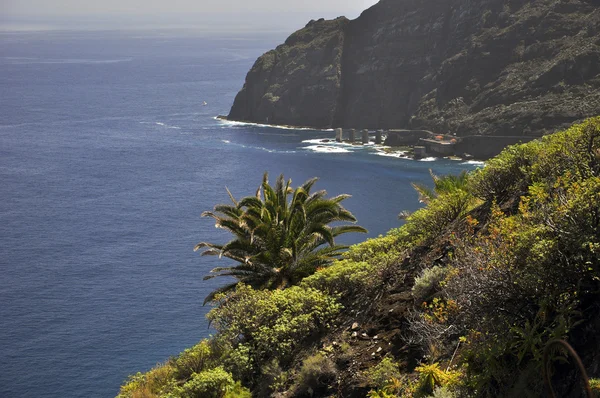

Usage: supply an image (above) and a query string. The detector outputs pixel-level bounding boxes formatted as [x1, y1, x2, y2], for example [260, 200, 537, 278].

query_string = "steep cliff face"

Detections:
[228, 17, 348, 127]
[228, 0, 600, 136]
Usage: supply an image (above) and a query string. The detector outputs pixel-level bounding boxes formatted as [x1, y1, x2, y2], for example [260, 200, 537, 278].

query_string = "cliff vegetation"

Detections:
[118, 117, 600, 397]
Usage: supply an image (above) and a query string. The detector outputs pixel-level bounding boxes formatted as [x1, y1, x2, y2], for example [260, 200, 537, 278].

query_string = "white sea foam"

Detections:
[139, 121, 183, 130]
[303, 145, 350, 153]
[252, 146, 296, 154]
[461, 160, 486, 166]
[375, 151, 409, 159]
[301, 138, 337, 144]
[301, 138, 376, 147]
[257, 132, 299, 137]
[146, 122, 182, 129]
[419, 157, 437, 162]
[215, 117, 334, 132]
[220, 140, 296, 154]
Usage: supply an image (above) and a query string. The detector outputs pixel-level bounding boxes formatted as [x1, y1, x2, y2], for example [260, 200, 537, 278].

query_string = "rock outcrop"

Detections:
[228, 0, 600, 137]
[228, 17, 348, 127]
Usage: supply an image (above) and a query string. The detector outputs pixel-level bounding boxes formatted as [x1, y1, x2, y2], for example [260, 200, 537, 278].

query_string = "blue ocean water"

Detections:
[0, 30, 480, 397]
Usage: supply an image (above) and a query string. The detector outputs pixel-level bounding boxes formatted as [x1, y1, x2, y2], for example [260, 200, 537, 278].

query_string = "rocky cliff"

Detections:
[228, 0, 600, 137]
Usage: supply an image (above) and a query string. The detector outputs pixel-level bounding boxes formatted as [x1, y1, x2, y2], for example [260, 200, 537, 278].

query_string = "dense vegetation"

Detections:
[118, 117, 600, 397]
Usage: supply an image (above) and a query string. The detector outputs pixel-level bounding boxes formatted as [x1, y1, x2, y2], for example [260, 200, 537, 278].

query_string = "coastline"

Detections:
[216, 115, 486, 163]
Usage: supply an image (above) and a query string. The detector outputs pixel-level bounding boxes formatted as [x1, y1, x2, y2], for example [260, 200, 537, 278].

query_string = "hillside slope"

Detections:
[119, 118, 600, 397]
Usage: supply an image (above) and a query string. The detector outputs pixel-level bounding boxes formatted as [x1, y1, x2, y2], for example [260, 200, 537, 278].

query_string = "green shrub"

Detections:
[471, 143, 539, 205]
[174, 340, 215, 379]
[207, 284, 341, 366]
[403, 189, 475, 245]
[365, 357, 402, 389]
[223, 381, 252, 398]
[410, 117, 600, 397]
[367, 374, 416, 398]
[412, 266, 450, 303]
[258, 359, 288, 396]
[590, 378, 600, 397]
[344, 228, 409, 262]
[292, 352, 337, 396]
[530, 117, 600, 184]
[117, 372, 148, 398]
[431, 386, 456, 398]
[414, 363, 460, 396]
[367, 389, 397, 398]
[171, 367, 234, 398]
[301, 259, 374, 296]
[117, 363, 176, 398]
[221, 343, 253, 383]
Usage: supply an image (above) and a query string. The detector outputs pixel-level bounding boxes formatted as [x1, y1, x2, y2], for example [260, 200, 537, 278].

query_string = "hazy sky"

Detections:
[2, 0, 378, 16]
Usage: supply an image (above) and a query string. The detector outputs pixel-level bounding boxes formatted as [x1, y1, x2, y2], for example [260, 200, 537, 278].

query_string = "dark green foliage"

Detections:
[196, 172, 366, 303]
[365, 357, 402, 389]
[471, 143, 538, 205]
[291, 352, 337, 396]
[173, 340, 219, 380]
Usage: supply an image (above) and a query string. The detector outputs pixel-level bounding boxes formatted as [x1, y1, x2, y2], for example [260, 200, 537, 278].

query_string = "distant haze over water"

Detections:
[1, 0, 379, 32]
[0, 12, 344, 33]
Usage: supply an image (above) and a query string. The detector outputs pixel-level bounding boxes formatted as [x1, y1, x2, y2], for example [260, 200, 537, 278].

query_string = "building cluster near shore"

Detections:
[334, 128, 458, 159]
[333, 128, 536, 160]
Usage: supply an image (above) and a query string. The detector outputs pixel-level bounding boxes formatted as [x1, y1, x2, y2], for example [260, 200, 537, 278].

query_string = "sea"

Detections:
[0, 28, 482, 397]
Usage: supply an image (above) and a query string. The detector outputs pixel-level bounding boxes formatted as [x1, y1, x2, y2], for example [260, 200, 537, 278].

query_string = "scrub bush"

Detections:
[207, 284, 341, 369]
[412, 266, 451, 302]
[291, 352, 337, 396]
[171, 367, 234, 398]
[365, 357, 402, 389]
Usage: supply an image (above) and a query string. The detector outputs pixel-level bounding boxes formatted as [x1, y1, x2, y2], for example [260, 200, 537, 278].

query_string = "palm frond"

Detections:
[331, 225, 368, 236]
[194, 242, 223, 251]
[203, 282, 240, 305]
[225, 186, 238, 206]
[238, 196, 263, 210]
[411, 182, 436, 204]
[398, 210, 412, 220]
[213, 204, 242, 219]
[301, 177, 319, 193]
[329, 193, 351, 203]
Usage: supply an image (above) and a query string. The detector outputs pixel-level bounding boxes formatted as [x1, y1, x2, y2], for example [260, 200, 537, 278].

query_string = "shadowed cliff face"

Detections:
[228, 0, 600, 136]
[228, 17, 349, 127]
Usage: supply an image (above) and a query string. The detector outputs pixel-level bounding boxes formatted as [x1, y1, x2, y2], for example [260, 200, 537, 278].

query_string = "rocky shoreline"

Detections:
[217, 115, 534, 160]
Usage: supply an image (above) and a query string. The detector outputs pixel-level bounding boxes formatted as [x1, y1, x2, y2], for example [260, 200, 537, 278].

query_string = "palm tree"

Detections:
[195, 172, 367, 303]
[398, 169, 470, 219]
